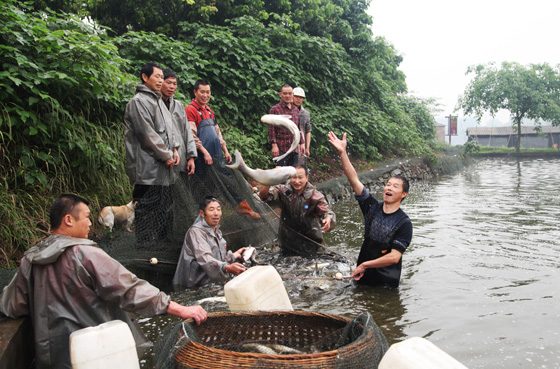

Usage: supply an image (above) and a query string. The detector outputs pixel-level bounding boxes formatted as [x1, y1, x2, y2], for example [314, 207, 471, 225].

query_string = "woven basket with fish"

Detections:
[155, 310, 388, 369]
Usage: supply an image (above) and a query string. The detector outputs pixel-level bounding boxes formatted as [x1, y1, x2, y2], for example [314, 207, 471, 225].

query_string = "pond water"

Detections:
[141, 157, 560, 368]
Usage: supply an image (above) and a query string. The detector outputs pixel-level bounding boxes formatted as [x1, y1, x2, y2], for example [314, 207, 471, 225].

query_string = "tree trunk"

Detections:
[516, 118, 522, 152]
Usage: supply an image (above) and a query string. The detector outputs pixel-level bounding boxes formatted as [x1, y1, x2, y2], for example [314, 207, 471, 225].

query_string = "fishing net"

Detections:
[96, 163, 280, 287]
[153, 311, 388, 369]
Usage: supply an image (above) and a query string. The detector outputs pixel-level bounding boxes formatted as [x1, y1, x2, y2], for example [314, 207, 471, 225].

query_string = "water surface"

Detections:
[144, 158, 560, 368]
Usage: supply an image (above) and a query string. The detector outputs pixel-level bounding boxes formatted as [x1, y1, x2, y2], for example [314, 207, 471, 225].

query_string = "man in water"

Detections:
[268, 84, 305, 166]
[173, 196, 247, 287]
[161, 69, 197, 177]
[0, 194, 207, 369]
[258, 164, 335, 257]
[186, 80, 260, 219]
[328, 132, 413, 288]
[292, 87, 311, 158]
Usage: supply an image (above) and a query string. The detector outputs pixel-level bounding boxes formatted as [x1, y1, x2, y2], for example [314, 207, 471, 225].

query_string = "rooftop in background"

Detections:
[467, 125, 560, 136]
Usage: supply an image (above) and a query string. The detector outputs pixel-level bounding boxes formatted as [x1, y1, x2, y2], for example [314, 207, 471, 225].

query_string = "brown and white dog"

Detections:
[98, 201, 136, 232]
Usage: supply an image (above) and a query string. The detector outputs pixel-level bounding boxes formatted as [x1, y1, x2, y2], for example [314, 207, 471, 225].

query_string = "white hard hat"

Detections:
[293, 87, 306, 98]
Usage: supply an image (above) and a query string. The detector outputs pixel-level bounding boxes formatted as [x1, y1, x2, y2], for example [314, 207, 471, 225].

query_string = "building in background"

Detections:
[435, 122, 446, 143]
[467, 125, 560, 148]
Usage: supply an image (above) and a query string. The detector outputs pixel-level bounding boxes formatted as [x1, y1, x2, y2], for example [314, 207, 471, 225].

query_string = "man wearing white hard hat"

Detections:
[293, 87, 311, 157]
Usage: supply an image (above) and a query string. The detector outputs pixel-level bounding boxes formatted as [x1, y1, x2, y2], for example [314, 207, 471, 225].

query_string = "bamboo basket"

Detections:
[174, 310, 383, 368]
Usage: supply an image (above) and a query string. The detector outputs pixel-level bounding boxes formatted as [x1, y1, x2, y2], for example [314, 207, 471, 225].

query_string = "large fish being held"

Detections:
[226, 150, 296, 186]
[260, 114, 301, 162]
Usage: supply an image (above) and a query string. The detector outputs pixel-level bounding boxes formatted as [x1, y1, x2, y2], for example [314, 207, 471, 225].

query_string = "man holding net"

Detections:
[0, 194, 207, 369]
[186, 80, 260, 219]
[173, 196, 247, 287]
[328, 131, 413, 288]
[258, 164, 335, 257]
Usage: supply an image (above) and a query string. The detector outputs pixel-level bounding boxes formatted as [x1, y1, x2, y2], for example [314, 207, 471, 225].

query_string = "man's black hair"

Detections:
[163, 68, 177, 80]
[293, 163, 309, 176]
[50, 194, 89, 230]
[194, 79, 210, 92]
[140, 62, 162, 83]
[280, 83, 292, 91]
[391, 175, 410, 194]
[198, 196, 223, 212]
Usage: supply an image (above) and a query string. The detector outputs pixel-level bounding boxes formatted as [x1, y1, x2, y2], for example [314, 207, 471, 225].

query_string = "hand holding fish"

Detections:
[350, 263, 365, 281]
[226, 150, 296, 186]
[233, 247, 246, 260]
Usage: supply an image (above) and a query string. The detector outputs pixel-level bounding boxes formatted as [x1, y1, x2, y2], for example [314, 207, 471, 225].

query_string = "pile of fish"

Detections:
[238, 342, 303, 355]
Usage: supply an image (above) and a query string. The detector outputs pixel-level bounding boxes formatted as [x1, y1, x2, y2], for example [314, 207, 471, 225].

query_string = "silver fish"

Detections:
[226, 150, 296, 186]
[242, 246, 256, 262]
[241, 343, 277, 355]
[260, 114, 301, 162]
[268, 344, 303, 355]
[196, 296, 227, 304]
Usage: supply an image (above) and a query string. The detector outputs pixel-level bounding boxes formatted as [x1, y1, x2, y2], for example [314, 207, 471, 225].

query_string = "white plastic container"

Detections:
[225, 265, 293, 311]
[378, 337, 468, 369]
[69, 320, 139, 369]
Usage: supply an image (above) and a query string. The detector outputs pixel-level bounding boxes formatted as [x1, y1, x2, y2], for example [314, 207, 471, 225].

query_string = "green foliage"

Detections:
[461, 141, 480, 155]
[458, 61, 560, 151]
[0, 0, 439, 258]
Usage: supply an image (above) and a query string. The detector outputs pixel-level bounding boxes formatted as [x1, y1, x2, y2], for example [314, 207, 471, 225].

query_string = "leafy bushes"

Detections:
[0, 0, 440, 261]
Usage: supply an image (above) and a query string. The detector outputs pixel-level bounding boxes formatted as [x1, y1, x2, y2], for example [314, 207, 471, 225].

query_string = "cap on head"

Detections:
[293, 87, 306, 98]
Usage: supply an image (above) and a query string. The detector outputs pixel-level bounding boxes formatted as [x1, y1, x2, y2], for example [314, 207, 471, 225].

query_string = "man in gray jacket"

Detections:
[124, 62, 181, 247]
[161, 69, 197, 177]
[0, 194, 207, 369]
[173, 196, 247, 287]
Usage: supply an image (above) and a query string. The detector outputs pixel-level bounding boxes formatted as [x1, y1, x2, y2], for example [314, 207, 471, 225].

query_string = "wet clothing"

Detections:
[0, 235, 170, 369]
[265, 183, 336, 257]
[125, 84, 181, 245]
[124, 84, 180, 186]
[164, 96, 197, 173]
[355, 188, 412, 288]
[173, 215, 237, 287]
[268, 101, 304, 165]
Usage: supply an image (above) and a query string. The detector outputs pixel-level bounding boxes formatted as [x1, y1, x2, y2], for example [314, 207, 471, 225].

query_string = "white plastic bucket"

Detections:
[379, 337, 468, 369]
[70, 320, 139, 369]
[225, 265, 293, 311]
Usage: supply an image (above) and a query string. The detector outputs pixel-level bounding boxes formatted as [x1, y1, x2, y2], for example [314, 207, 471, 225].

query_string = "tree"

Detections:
[458, 62, 560, 151]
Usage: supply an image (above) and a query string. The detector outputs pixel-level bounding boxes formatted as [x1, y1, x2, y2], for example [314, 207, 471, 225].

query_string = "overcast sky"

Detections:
[368, 0, 560, 126]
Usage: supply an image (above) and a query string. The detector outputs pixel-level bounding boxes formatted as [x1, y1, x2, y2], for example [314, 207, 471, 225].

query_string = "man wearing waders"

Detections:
[186, 80, 260, 219]
[124, 62, 181, 248]
[328, 131, 413, 288]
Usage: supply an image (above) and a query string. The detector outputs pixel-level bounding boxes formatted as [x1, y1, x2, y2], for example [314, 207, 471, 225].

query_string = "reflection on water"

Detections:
[142, 158, 560, 369]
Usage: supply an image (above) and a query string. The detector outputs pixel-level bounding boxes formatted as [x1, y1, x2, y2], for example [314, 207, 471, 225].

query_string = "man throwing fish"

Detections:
[259, 163, 335, 257]
[268, 84, 305, 166]
[173, 196, 247, 287]
[328, 132, 413, 288]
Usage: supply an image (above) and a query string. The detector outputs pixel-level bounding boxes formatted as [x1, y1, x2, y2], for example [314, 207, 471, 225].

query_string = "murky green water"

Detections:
[141, 158, 560, 368]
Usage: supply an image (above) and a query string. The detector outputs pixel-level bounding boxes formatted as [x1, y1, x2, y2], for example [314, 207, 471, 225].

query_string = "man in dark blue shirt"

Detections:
[328, 132, 413, 288]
